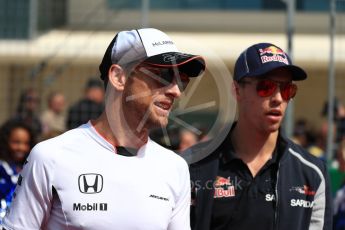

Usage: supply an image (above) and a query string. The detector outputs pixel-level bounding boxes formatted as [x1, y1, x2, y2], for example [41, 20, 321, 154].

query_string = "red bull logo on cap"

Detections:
[214, 176, 235, 198]
[260, 46, 285, 55]
[259, 45, 289, 65]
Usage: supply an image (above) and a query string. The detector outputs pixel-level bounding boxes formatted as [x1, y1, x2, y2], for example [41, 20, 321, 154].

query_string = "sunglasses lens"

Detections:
[162, 70, 189, 91]
[175, 76, 190, 92]
[281, 83, 297, 100]
[138, 67, 189, 91]
[256, 80, 277, 97]
[160, 69, 174, 85]
[255, 79, 297, 100]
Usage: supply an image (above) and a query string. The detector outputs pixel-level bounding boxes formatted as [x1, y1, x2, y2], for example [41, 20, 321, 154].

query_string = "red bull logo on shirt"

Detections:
[259, 45, 289, 65]
[214, 176, 235, 198]
[289, 185, 316, 196]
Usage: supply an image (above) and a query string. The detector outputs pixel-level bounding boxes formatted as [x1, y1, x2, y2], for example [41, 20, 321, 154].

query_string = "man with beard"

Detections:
[3, 28, 205, 230]
[189, 43, 332, 230]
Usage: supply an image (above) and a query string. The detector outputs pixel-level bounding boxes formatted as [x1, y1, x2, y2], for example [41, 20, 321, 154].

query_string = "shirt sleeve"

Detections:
[167, 160, 191, 230]
[309, 161, 333, 230]
[321, 162, 333, 230]
[2, 143, 55, 230]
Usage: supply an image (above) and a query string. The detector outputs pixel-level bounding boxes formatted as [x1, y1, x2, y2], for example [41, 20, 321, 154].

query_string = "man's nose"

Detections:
[270, 86, 284, 103]
[165, 79, 182, 98]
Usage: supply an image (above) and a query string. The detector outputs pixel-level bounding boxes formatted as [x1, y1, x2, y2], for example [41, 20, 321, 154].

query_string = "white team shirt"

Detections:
[3, 122, 191, 230]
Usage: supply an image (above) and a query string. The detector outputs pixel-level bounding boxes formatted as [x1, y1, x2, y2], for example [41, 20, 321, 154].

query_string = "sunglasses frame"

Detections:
[239, 78, 297, 101]
[133, 66, 190, 92]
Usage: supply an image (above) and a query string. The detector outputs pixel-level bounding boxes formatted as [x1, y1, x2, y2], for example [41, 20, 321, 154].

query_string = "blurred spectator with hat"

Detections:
[12, 88, 42, 138]
[66, 78, 104, 130]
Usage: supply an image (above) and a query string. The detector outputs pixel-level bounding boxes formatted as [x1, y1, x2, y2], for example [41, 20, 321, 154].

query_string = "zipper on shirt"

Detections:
[274, 162, 280, 230]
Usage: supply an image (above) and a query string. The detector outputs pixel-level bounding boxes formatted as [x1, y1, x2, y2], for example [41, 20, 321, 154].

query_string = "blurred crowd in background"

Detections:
[1, 77, 345, 227]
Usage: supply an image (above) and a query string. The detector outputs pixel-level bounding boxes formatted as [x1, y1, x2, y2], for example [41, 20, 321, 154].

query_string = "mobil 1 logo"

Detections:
[74, 173, 108, 212]
[73, 202, 108, 211]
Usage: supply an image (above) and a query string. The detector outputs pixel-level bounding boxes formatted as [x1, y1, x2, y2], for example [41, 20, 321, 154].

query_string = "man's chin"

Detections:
[149, 117, 169, 129]
[267, 125, 280, 134]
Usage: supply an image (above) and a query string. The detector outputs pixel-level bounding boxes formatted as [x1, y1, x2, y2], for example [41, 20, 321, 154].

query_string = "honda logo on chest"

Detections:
[78, 173, 103, 194]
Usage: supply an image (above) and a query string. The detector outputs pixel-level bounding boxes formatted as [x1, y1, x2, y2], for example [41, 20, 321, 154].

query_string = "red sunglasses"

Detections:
[240, 79, 297, 100]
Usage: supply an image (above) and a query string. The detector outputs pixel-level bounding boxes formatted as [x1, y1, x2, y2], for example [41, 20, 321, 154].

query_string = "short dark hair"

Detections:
[86, 78, 103, 90]
[0, 119, 36, 164]
[103, 77, 109, 90]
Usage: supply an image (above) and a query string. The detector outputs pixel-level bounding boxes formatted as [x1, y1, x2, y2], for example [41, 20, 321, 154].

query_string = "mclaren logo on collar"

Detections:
[78, 173, 103, 194]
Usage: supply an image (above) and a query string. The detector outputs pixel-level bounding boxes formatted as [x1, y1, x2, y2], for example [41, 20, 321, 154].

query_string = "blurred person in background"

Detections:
[337, 137, 345, 172]
[0, 120, 35, 223]
[307, 128, 328, 161]
[334, 100, 345, 167]
[66, 78, 104, 130]
[149, 126, 181, 151]
[321, 98, 345, 145]
[291, 119, 326, 160]
[331, 101, 345, 229]
[318, 98, 345, 165]
[12, 88, 42, 138]
[41, 91, 66, 139]
[292, 119, 309, 148]
[178, 128, 198, 152]
[337, 107, 345, 144]
[333, 175, 345, 230]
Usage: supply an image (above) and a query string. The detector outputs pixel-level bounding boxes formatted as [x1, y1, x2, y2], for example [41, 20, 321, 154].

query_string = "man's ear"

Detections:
[108, 64, 127, 91]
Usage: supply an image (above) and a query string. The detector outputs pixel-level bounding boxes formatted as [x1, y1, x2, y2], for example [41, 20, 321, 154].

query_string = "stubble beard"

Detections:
[123, 99, 169, 134]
